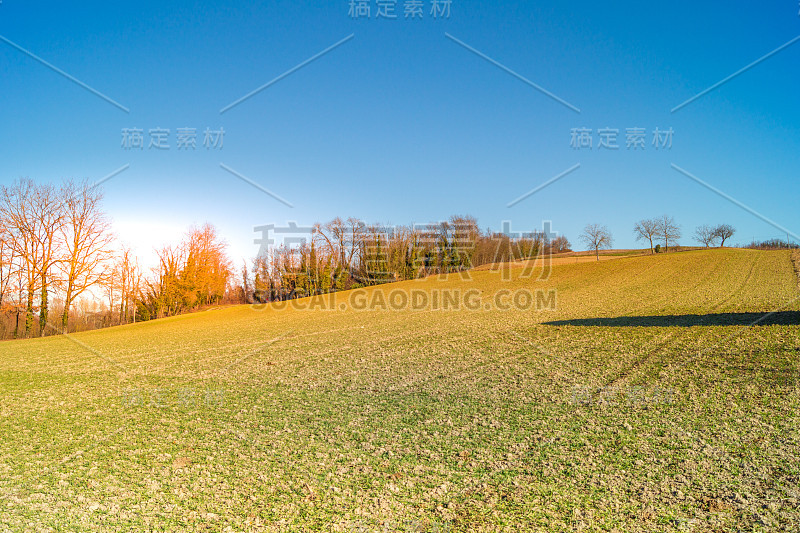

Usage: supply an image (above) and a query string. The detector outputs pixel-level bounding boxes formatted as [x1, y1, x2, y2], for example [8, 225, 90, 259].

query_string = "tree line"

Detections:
[578, 216, 737, 259]
[244, 216, 571, 303]
[0, 178, 234, 339]
[139, 224, 232, 320]
[744, 238, 798, 250]
[0, 178, 115, 337]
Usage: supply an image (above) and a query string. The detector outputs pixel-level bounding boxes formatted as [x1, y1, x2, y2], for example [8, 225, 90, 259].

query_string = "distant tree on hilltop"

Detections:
[580, 224, 613, 261]
[694, 225, 717, 247]
[713, 224, 736, 247]
[657, 215, 681, 252]
[633, 218, 659, 254]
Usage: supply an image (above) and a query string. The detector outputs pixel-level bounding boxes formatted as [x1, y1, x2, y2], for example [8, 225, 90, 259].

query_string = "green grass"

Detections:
[1, 249, 798, 532]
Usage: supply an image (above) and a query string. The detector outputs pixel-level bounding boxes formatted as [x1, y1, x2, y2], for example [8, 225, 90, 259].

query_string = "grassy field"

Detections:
[1, 249, 798, 532]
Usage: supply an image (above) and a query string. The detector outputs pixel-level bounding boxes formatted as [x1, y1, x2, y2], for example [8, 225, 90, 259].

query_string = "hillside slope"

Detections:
[0, 249, 798, 531]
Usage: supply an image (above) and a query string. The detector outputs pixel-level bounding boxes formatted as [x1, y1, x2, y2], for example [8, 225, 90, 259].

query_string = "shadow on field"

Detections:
[544, 311, 800, 327]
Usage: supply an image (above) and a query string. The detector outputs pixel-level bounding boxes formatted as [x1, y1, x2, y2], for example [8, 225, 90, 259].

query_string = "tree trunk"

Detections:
[39, 276, 48, 337]
[26, 288, 35, 337]
[62, 283, 73, 333]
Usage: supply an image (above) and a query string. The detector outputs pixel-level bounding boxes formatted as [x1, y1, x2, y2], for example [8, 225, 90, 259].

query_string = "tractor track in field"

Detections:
[595, 251, 800, 402]
[590, 252, 765, 400]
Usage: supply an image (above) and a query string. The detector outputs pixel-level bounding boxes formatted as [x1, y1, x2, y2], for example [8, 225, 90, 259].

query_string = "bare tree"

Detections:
[550, 235, 571, 253]
[114, 247, 140, 325]
[313, 217, 365, 285]
[713, 224, 736, 247]
[241, 260, 252, 304]
[0, 233, 19, 310]
[694, 225, 717, 248]
[314, 217, 346, 271]
[31, 182, 63, 336]
[633, 218, 659, 254]
[329, 217, 348, 270]
[103, 266, 118, 326]
[0, 179, 44, 336]
[345, 217, 366, 271]
[57, 180, 114, 332]
[657, 215, 681, 252]
[579, 224, 613, 261]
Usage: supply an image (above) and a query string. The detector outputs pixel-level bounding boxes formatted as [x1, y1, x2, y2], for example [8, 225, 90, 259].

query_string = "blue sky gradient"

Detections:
[1, 0, 798, 267]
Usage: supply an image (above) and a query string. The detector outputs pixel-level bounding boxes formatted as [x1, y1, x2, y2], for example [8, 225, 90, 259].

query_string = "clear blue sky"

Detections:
[1, 0, 799, 267]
